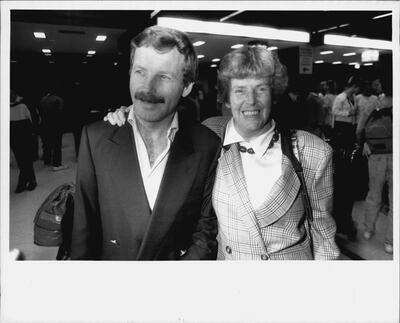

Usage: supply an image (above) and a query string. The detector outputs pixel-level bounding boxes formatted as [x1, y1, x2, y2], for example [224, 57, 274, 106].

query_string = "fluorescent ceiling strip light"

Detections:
[158, 17, 310, 43]
[193, 41, 205, 47]
[320, 50, 333, 55]
[197, 55, 205, 58]
[348, 62, 358, 65]
[343, 52, 356, 56]
[210, 64, 217, 68]
[339, 23, 350, 28]
[212, 58, 220, 62]
[96, 35, 107, 41]
[364, 62, 373, 66]
[151, 10, 161, 19]
[317, 26, 338, 33]
[268, 46, 278, 51]
[324, 34, 392, 50]
[220, 10, 245, 22]
[332, 61, 342, 64]
[231, 44, 244, 49]
[34, 32, 46, 38]
[88, 50, 96, 55]
[314, 60, 324, 64]
[372, 13, 392, 20]
[42, 49, 51, 53]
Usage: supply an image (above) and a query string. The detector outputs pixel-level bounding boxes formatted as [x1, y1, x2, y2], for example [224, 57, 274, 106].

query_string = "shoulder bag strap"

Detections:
[280, 128, 313, 222]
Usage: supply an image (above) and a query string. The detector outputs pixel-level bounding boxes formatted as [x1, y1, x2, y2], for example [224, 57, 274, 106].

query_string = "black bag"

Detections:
[33, 182, 75, 248]
[350, 146, 369, 200]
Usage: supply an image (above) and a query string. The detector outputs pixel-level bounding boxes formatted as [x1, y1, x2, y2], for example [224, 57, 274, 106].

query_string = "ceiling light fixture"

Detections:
[343, 52, 356, 56]
[332, 61, 342, 65]
[231, 44, 244, 49]
[372, 12, 392, 20]
[197, 55, 205, 59]
[150, 10, 161, 19]
[219, 10, 245, 22]
[34, 32, 46, 39]
[210, 64, 217, 68]
[314, 60, 324, 64]
[317, 26, 338, 33]
[348, 62, 359, 65]
[364, 62, 373, 66]
[324, 34, 392, 50]
[87, 50, 96, 55]
[339, 23, 350, 28]
[267, 46, 278, 51]
[158, 17, 310, 43]
[42, 49, 51, 53]
[320, 50, 333, 55]
[193, 41, 205, 47]
[212, 58, 220, 62]
[96, 35, 107, 41]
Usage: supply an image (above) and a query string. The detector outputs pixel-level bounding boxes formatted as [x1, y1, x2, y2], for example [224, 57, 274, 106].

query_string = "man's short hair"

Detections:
[217, 46, 288, 104]
[130, 25, 198, 86]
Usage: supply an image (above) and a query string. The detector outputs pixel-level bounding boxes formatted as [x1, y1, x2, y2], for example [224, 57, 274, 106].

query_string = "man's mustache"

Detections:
[135, 91, 165, 104]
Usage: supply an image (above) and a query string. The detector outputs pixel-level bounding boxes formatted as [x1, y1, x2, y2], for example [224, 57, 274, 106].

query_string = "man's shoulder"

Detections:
[202, 116, 231, 139]
[84, 119, 120, 141]
[186, 122, 221, 149]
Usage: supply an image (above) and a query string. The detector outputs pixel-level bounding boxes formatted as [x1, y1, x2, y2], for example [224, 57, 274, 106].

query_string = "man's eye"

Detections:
[234, 89, 245, 94]
[160, 74, 171, 80]
[134, 69, 143, 75]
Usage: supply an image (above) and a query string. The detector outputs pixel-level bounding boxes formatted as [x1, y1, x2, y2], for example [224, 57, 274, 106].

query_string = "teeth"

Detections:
[243, 110, 259, 116]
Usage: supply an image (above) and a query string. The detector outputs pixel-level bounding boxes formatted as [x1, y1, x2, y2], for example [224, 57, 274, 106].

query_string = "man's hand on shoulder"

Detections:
[103, 106, 131, 126]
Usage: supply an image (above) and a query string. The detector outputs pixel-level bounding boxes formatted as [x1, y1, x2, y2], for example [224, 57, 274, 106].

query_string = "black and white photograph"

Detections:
[1, 1, 399, 322]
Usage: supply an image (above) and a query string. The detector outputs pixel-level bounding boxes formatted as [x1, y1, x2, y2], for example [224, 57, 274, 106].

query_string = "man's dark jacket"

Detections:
[71, 117, 220, 260]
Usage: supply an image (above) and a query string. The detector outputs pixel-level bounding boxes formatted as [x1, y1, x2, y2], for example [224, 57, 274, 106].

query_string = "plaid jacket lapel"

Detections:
[255, 144, 301, 227]
[218, 144, 268, 248]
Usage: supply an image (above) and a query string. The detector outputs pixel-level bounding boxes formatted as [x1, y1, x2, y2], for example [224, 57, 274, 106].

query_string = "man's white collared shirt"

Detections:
[223, 119, 282, 210]
[128, 106, 179, 211]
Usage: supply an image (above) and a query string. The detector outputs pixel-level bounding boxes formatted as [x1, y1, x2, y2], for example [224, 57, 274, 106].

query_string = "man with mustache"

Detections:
[70, 26, 220, 260]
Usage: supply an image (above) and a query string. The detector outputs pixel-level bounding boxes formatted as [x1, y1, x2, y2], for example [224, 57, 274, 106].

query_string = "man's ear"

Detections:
[182, 82, 194, 98]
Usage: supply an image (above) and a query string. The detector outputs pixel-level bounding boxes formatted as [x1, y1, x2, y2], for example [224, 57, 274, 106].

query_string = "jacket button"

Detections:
[261, 254, 268, 260]
[225, 246, 232, 254]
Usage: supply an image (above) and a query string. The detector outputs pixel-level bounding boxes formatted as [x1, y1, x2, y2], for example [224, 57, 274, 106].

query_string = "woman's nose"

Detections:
[245, 89, 257, 105]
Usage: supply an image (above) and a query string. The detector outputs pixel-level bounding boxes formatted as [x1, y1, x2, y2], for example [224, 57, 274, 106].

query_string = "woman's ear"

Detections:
[182, 82, 194, 98]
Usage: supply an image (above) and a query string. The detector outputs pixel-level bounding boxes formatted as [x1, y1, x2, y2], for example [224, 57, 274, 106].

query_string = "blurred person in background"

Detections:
[356, 81, 393, 254]
[39, 89, 68, 171]
[319, 80, 337, 141]
[10, 90, 37, 193]
[331, 76, 361, 149]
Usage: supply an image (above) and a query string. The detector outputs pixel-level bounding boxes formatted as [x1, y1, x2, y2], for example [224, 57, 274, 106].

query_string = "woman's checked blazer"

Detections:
[203, 116, 340, 260]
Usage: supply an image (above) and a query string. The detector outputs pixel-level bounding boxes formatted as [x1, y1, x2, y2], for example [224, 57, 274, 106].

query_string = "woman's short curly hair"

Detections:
[130, 25, 198, 87]
[217, 46, 288, 104]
